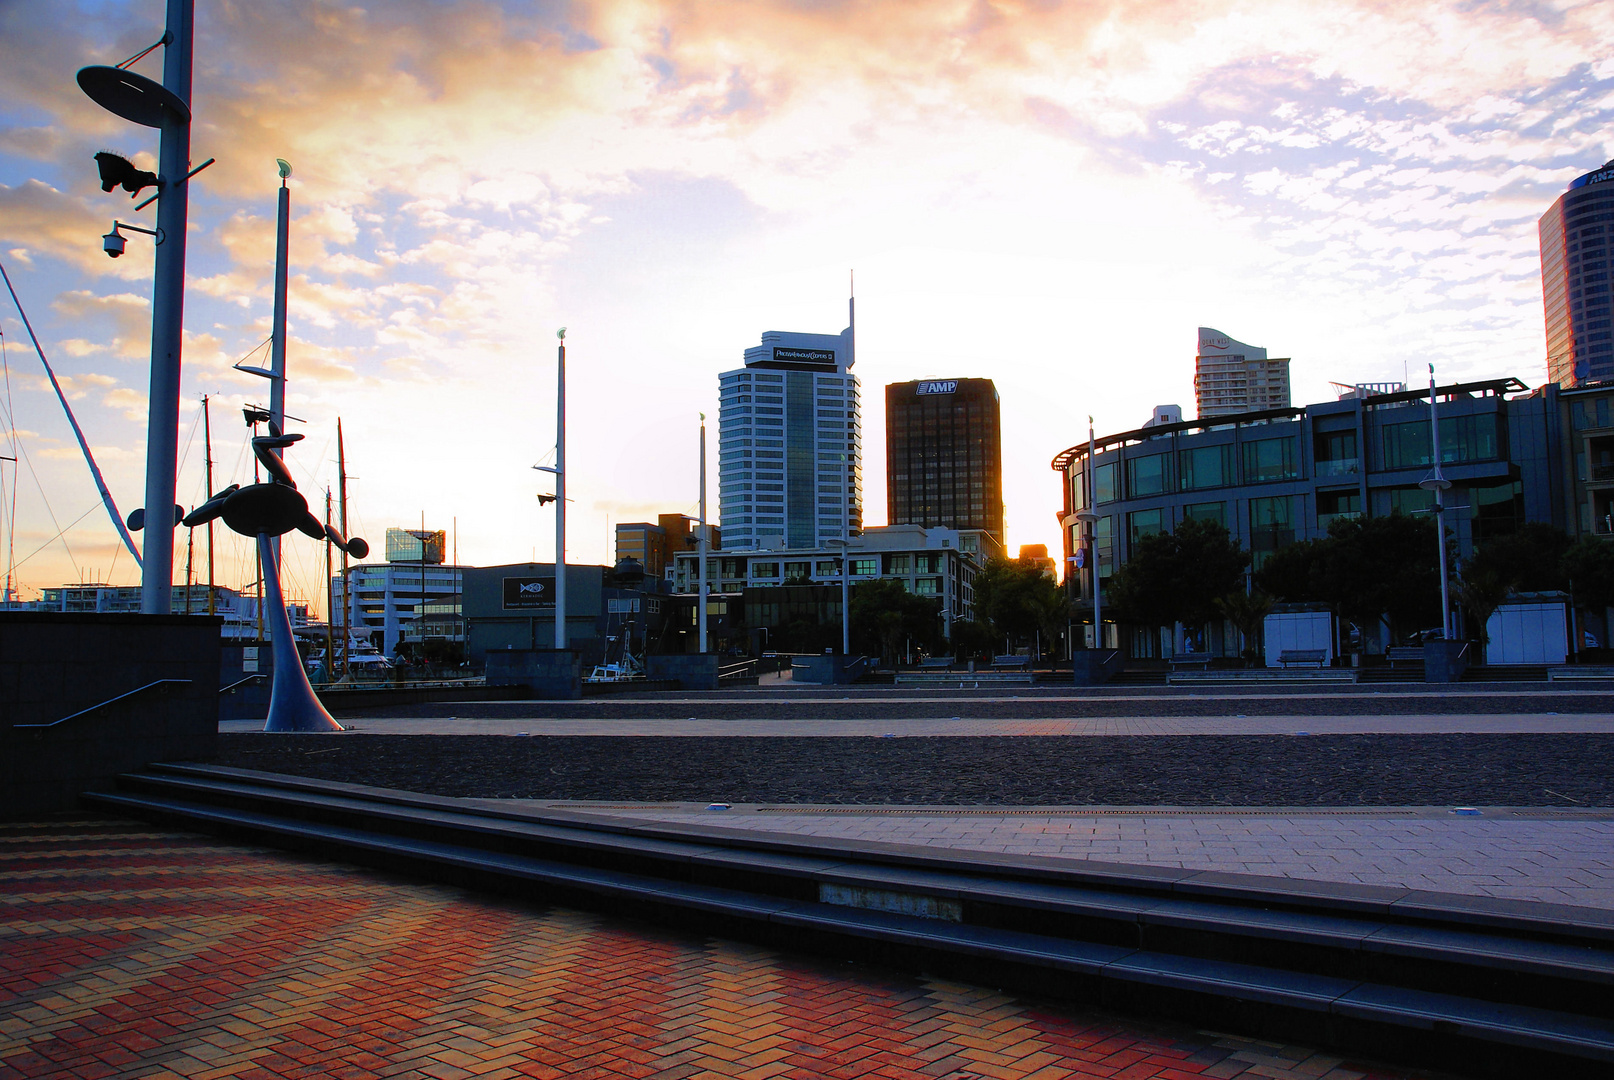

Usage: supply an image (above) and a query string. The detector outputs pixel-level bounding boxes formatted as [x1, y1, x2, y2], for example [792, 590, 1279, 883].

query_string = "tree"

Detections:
[1465, 522, 1572, 594]
[1107, 518, 1249, 630]
[1216, 590, 1275, 663]
[1254, 538, 1331, 604]
[1456, 567, 1509, 646]
[849, 578, 941, 665]
[972, 558, 1067, 653]
[1563, 537, 1614, 616]
[948, 618, 996, 661]
[1320, 514, 1443, 642]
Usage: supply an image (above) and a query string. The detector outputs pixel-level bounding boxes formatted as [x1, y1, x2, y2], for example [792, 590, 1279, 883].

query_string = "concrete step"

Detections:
[86, 762, 1614, 1078]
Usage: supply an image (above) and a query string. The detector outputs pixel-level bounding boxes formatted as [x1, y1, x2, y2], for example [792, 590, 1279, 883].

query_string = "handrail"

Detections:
[219, 674, 267, 694]
[15, 679, 192, 729]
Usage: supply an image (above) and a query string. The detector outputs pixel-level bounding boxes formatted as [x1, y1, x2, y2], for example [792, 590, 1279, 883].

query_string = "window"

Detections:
[887, 554, 912, 573]
[784, 562, 811, 580]
[913, 578, 940, 595]
[1316, 490, 1360, 530]
[1094, 461, 1119, 504]
[1182, 501, 1225, 527]
[1387, 487, 1434, 516]
[816, 560, 838, 576]
[751, 562, 779, 578]
[1380, 414, 1501, 470]
[852, 558, 879, 576]
[1249, 496, 1296, 569]
[1178, 444, 1232, 490]
[1471, 481, 1522, 542]
[1128, 508, 1166, 543]
[1242, 438, 1297, 482]
[1127, 453, 1169, 496]
[1314, 430, 1358, 478]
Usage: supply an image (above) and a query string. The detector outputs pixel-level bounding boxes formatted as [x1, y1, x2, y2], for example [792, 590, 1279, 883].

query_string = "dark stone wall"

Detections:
[1, 613, 220, 817]
[484, 648, 581, 700]
[646, 653, 720, 690]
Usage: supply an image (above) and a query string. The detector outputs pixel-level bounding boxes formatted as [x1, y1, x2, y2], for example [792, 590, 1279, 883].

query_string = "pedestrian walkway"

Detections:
[0, 819, 1452, 1080]
[225, 711, 1614, 735]
[507, 802, 1614, 911]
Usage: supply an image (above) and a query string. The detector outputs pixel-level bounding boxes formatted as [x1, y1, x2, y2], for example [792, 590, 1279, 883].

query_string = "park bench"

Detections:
[1278, 649, 1327, 669]
[990, 655, 1031, 671]
[1168, 653, 1213, 671]
[1386, 646, 1425, 668]
[917, 656, 955, 672]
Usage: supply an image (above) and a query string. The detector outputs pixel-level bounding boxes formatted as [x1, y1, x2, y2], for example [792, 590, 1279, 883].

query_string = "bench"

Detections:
[1386, 646, 1425, 668]
[917, 656, 955, 672]
[1278, 649, 1327, 669]
[990, 655, 1031, 671]
[1168, 653, 1213, 671]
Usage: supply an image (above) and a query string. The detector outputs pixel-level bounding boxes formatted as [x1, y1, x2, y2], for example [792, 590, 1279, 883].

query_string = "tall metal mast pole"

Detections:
[698, 414, 708, 654]
[324, 487, 334, 680]
[267, 161, 291, 564]
[842, 282, 853, 655]
[1089, 418, 1100, 649]
[203, 394, 214, 614]
[555, 330, 567, 649]
[337, 418, 350, 679]
[1423, 366, 1453, 639]
[139, 0, 195, 612]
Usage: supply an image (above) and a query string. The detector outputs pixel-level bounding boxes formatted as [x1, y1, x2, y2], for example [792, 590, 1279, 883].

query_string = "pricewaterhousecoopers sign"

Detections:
[772, 347, 837, 366]
[917, 380, 958, 395]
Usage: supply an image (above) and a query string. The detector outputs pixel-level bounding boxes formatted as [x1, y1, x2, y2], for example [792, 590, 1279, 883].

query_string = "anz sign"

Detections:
[916, 380, 958, 395]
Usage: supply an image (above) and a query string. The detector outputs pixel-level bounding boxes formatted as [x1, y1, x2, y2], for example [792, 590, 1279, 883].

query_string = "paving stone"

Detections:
[1, 818, 1468, 1080]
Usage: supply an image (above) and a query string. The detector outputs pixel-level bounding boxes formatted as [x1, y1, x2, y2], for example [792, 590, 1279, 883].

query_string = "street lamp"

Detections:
[822, 537, 852, 655]
[1420, 364, 1454, 639]
[77, 0, 196, 613]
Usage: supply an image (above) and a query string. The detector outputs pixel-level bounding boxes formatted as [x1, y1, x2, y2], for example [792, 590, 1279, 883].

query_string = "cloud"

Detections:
[49, 290, 150, 358]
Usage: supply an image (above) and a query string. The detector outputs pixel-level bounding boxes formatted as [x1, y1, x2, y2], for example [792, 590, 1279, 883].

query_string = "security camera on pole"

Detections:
[76, 0, 215, 613]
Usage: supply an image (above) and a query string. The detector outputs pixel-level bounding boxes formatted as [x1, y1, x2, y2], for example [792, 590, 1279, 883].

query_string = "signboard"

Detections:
[1573, 164, 1614, 189]
[916, 380, 958, 395]
[771, 346, 836, 367]
[502, 576, 556, 610]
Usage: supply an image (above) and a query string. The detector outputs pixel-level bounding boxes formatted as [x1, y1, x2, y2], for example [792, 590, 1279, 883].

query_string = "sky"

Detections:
[2, 0, 1612, 616]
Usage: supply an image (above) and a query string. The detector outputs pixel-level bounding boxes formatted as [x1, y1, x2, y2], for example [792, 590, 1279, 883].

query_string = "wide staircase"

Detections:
[86, 763, 1614, 1078]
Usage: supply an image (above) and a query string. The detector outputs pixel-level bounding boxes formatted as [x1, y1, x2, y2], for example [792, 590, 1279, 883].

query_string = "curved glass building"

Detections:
[1540, 159, 1614, 386]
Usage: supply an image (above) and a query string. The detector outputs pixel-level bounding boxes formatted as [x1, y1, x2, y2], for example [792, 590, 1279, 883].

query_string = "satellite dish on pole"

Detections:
[77, 65, 190, 127]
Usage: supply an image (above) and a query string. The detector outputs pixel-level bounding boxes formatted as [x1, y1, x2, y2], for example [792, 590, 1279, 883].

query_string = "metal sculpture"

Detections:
[184, 423, 368, 732]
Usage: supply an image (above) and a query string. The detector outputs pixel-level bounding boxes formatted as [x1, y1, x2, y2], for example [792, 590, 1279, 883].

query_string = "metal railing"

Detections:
[15, 679, 192, 729]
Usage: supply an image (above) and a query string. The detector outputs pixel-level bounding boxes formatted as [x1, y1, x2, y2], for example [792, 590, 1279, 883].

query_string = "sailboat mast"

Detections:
[338, 418, 350, 681]
[325, 485, 335, 683]
[203, 394, 215, 615]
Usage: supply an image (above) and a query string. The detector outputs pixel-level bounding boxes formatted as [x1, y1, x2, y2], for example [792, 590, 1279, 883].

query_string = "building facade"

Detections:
[717, 315, 862, 550]
[1194, 327, 1291, 417]
[614, 514, 713, 586]
[1053, 377, 1554, 654]
[885, 378, 1004, 546]
[16, 584, 307, 639]
[1540, 159, 1614, 387]
[671, 523, 981, 635]
[334, 562, 466, 657]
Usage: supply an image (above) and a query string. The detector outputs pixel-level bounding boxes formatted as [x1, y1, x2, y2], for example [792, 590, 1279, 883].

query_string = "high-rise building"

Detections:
[1540, 159, 1614, 387]
[717, 309, 862, 550]
[885, 377, 1004, 547]
[614, 514, 715, 584]
[1194, 327, 1291, 417]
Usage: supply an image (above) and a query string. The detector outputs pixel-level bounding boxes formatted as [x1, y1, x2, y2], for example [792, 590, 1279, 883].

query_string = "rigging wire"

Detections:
[0, 328, 18, 597]
[7, 503, 99, 574]
[115, 35, 169, 71]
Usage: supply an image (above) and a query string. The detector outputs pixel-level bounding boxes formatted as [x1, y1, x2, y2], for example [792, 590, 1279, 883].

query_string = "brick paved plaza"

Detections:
[0, 818, 1457, 1080]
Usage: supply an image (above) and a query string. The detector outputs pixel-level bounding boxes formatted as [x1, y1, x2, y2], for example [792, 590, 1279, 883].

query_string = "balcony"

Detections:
[1315, 458, 1360, 479]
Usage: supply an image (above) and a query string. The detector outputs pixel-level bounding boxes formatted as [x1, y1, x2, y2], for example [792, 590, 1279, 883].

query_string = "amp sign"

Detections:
[916, 380, 958, 395]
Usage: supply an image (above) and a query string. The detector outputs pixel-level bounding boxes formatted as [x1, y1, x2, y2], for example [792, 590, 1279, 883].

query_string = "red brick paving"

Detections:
[0, 818, 1464, 1079]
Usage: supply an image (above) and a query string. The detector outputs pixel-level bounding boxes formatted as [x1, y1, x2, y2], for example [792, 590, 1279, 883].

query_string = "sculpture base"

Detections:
[258, 533, 342, 732]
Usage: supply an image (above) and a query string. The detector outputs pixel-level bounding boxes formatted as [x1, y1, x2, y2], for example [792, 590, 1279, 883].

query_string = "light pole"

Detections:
[824, 537, 852, 655]
[698, 413, 708, 654]
[77, 0, 196, 613]
[1073, 416, 1101, 651]
[1420, 365, 1453, 639]
[555, 328, 567, 648]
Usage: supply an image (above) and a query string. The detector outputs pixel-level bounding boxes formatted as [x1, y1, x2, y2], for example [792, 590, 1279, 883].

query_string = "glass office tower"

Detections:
[717, 319, 862, 550]
[1541, 159, 1614, 387]
[885, 378, 1004, 547]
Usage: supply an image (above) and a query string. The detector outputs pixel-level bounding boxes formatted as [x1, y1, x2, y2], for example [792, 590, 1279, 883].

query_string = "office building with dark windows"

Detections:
[886, 378, 1005, 548]
[1053, 377, 1571, 658]
[717, 310, 862, 550]
[1540, 159, 1614, 387]
[1194, 327, 1291, 418]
